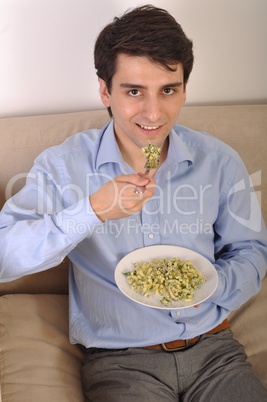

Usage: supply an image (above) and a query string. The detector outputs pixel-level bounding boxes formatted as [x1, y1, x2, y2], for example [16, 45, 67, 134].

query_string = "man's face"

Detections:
[99, 54, 186, 155]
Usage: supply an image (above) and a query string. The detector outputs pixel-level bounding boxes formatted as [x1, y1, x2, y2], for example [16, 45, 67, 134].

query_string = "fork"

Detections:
[134, 168, 151, 194]
[134, 144, 160, 194]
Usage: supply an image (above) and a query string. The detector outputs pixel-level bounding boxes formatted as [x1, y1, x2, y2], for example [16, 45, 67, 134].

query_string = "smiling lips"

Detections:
[138, 124, 161, 131]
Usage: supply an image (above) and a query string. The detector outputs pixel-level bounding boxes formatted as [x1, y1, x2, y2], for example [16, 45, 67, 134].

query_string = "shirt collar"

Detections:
[96, 120, 194, 171]
[95, 120, 124, 170]
[167, 127, 194, 168]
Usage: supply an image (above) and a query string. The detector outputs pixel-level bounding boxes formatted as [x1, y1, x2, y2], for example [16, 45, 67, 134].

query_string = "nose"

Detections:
[142, 95, 162, 123]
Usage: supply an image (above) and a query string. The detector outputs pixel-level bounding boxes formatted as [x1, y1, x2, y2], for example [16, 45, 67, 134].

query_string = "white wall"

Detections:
[0, 0, 266, 118]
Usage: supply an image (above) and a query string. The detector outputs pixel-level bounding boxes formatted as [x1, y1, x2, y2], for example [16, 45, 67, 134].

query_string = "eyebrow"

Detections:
[120, 81, 183, 90]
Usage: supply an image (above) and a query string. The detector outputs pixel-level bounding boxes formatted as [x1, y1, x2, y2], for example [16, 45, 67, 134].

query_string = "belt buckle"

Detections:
[161, 339, 190, 352]
[161, 338, 199, 352]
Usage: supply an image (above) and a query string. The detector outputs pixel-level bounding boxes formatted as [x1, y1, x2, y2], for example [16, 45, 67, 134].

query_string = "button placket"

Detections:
[170, 309, 184, 321]
[140, 198, 160, 246]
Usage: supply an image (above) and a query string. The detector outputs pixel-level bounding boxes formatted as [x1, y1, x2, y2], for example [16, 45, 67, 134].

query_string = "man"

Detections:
[0, 5, 267, 401]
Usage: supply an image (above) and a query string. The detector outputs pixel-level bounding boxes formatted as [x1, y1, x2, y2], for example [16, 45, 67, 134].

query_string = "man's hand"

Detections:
[89, 174, 156, 222]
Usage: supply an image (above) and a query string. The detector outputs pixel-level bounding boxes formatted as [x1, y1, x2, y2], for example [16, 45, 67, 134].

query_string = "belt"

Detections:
[144, 319, 231, 352]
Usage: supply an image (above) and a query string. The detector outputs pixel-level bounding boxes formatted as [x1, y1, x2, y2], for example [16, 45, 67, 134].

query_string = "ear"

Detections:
[99, 78, 111, 108]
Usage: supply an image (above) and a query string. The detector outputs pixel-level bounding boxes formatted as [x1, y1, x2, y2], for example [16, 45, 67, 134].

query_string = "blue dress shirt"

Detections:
[0, 120, 266, 348]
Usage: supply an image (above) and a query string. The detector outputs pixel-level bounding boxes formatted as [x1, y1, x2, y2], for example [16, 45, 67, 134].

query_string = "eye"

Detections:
[163, 88, 175, 95]
[128, 89, 140, 96]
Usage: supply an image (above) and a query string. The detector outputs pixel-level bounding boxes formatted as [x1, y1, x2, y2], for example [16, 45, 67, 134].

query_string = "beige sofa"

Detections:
[0, 105, 266, 401]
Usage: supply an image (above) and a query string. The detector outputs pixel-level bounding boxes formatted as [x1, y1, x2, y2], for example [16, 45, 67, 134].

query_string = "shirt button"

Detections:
[176, 311, 181, 317]
[148, 233, 154, 239]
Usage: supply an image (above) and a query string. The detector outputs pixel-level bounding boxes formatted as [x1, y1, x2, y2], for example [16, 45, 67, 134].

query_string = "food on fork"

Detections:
[134, 142, 161, 194]
[141, 143, 161, 169]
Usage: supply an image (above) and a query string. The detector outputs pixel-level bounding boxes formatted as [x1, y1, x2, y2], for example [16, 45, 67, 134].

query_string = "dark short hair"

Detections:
[94, 4, 194, 94]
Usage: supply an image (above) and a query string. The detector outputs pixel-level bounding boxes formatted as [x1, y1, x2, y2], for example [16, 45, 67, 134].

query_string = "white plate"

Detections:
[115, 245, 218, 309]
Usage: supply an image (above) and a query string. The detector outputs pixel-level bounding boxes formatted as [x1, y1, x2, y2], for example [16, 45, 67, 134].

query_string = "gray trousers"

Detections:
[81, 329, 267, 401]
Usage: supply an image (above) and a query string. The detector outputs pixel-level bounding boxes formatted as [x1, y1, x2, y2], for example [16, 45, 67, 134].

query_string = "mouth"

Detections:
[140, 124, 160, 130]
[137, 123, 162, 133]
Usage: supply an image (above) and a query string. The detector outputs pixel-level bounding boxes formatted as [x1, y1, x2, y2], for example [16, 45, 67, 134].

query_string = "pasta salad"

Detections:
[123, 257, 206, 306]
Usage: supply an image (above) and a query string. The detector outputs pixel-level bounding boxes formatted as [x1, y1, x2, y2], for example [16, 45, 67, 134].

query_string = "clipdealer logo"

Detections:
[4, 170, 263, 234]
[227, 171, 262, 232]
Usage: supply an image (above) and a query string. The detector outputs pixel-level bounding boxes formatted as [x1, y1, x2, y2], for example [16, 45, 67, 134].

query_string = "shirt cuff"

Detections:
[206, 266, 225, 303]
[54, 197, 103, 244]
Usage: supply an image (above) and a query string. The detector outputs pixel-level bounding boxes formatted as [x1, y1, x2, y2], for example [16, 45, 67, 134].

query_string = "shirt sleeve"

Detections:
[0, 151, 101, 282]
[208, 156, 267, 310]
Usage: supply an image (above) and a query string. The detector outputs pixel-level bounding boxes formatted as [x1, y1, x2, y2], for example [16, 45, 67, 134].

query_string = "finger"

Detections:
[116, 174, 151, 187]
[134, 182, 156, 198]
[134, 187, 146, 194]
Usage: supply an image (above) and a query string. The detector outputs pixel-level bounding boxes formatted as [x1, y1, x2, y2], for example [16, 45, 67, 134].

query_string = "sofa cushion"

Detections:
[0, 294, 84, 402]
[229, 274, 267, 387]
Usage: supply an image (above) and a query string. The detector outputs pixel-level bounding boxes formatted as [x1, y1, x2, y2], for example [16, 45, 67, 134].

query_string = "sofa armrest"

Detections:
[0, 263, 69, 297]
